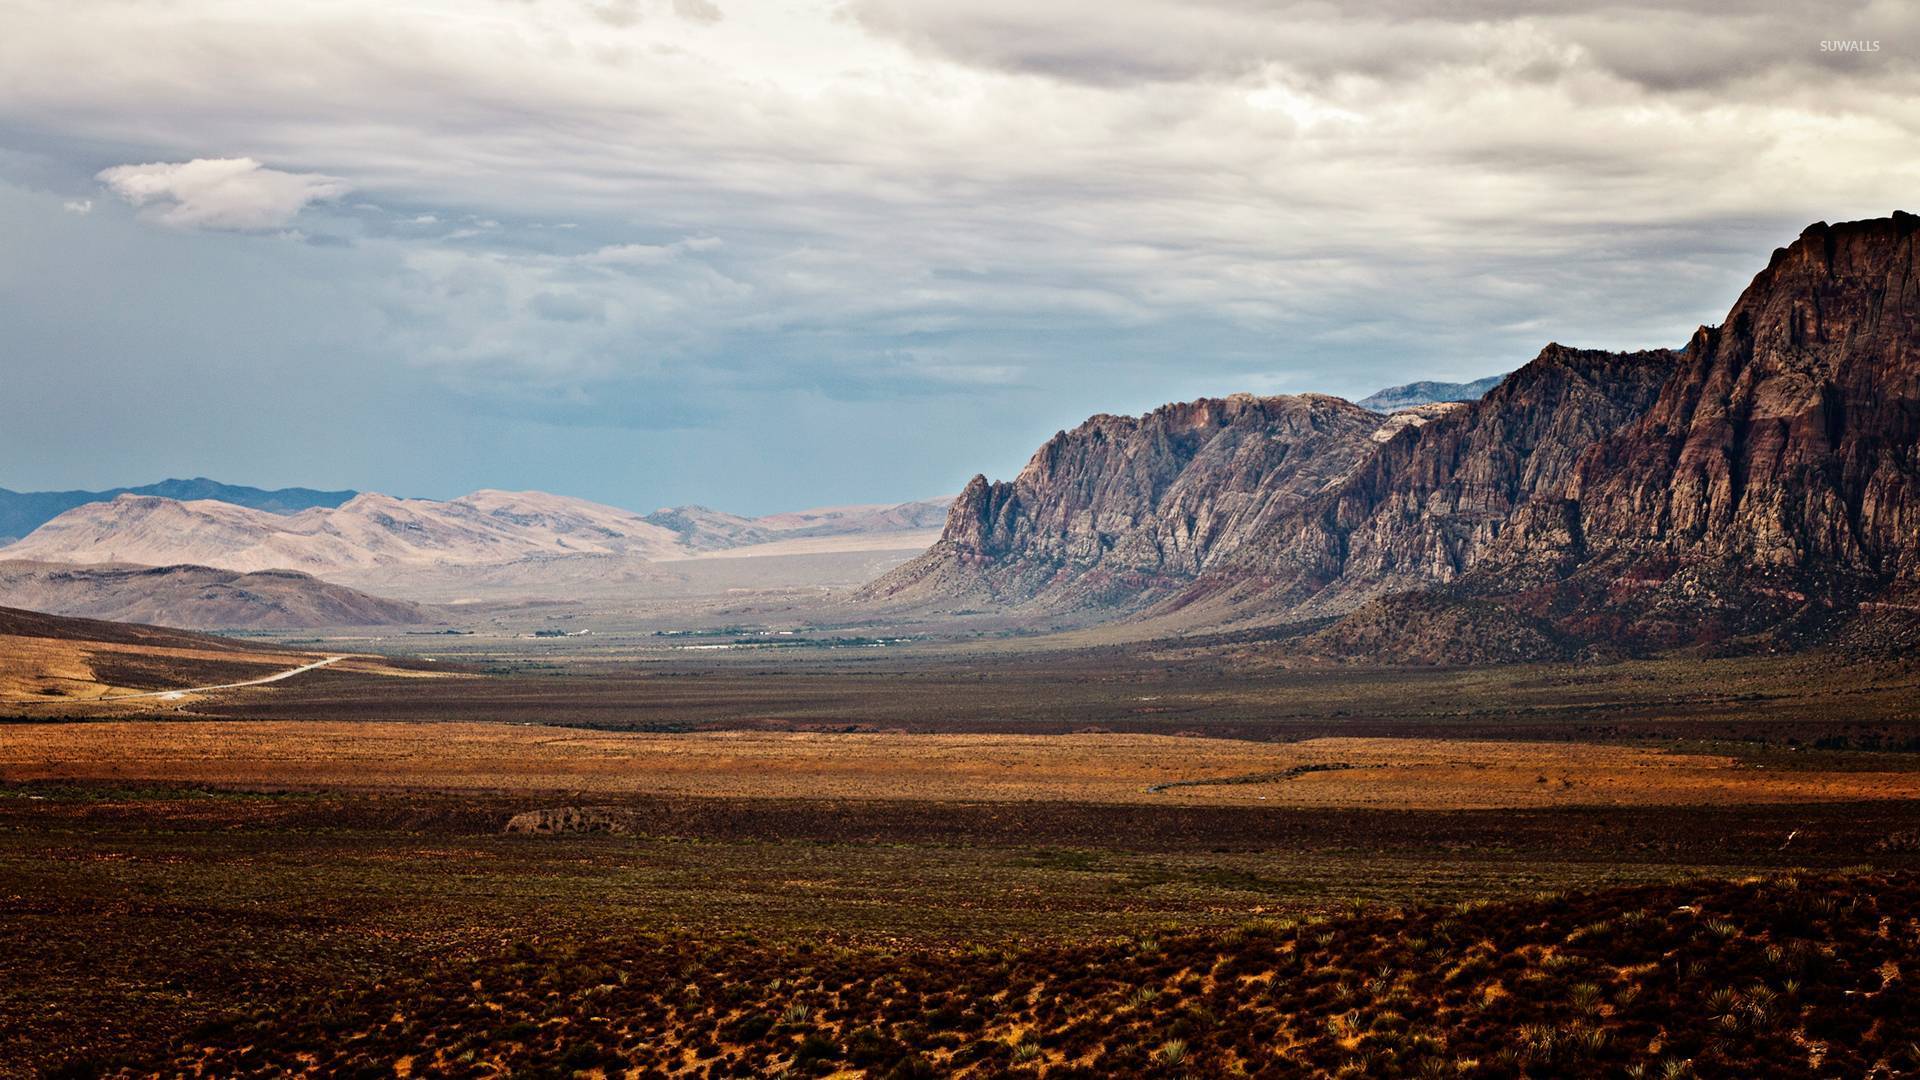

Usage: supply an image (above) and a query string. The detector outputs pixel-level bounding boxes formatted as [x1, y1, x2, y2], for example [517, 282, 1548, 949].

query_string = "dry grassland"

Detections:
[7, 722, 1919, 808]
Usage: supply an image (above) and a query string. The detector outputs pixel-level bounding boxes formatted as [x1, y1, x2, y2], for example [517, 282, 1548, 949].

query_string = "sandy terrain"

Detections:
[6, 723, 1918, 809]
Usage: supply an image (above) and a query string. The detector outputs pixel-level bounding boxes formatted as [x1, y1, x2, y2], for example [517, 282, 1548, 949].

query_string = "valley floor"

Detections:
[3, 647, 1918, 1076]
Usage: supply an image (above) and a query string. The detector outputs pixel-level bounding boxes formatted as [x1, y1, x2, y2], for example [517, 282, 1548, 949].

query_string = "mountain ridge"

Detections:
[865, 212, 1920, 658]
[0, 561, 435, 630]
[0, 477, 357, 544]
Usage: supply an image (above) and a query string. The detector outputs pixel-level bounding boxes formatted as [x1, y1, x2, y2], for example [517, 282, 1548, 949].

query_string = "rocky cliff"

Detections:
[1474, 212, 1920, 648]
[872, 213, 1920, 657]
[860, 394, 1383, 610]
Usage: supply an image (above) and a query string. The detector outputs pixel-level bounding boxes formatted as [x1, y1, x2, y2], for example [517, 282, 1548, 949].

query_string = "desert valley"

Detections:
[8, 0, 1920, 1071]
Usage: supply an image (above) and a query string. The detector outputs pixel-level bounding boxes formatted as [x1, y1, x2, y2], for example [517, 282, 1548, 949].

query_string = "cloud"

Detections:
[845, 0, 1919, 91]
[61, 198, 91, 214]
[95, 157, 348, 232]
[585, 236, 723, 267]
[673, 0, 723, 24]
[1, 0, 1917, 494]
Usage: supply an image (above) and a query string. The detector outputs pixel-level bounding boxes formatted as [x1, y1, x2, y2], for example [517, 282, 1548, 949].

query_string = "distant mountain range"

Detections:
[0, 481, 954, 624]
[0, 478, 357, 543]
[1355, 374, 1507, 412]
[3, 488, 953, 574]
[2, 490, 694, 575]
[863, 212, 1920, 660]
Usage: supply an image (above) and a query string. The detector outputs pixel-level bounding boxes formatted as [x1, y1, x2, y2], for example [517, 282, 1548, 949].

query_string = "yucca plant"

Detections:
[1570, 982, 1603, 1013]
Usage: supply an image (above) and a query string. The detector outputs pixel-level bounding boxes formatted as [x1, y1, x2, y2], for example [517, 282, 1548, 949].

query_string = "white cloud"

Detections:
[95, 157, 348, 232]
[61, 198, 92, 214]
[585, 236, 723, 266]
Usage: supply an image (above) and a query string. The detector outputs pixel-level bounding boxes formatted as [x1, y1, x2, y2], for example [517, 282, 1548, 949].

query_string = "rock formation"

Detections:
[870, 213, 1920, 657]
[861, 394, 1384, 611]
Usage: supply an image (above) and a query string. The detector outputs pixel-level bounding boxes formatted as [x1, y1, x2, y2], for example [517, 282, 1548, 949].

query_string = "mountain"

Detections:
[1355, 373, 1507, 412]
[4, 486, 953, 602]
[860, 394, 1387, 612]
[0, 477, 355, 544]
[3, 490, 686, 576]
[644, 498, 951, 553]
[870, 212, 1920, 658]
[1473, 211, 1920, 650]
[1190, 343, 1676, 619]
[0, 561, 434, 630]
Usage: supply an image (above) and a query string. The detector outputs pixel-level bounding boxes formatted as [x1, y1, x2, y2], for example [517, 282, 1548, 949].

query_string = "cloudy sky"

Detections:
[1, 0, 1914, 513]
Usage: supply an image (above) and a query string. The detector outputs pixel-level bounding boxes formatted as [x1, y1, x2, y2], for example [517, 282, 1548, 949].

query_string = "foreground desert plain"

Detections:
[3, 621, 1920, 1077]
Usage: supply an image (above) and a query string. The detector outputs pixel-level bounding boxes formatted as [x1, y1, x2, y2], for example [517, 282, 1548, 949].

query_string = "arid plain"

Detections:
[5, 620, 1920, 1076]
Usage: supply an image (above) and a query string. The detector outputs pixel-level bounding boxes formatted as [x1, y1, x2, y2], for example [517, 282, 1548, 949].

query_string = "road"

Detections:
[100, 656, 347, 702]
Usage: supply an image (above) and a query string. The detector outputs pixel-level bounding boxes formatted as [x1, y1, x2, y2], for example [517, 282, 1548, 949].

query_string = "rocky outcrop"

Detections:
[874, 213, 1920, 658]
[503, 806, 638, 835]
[860, 394, 1383, 610]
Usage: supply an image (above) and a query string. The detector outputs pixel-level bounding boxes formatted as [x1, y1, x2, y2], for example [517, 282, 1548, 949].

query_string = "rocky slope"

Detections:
[874, 213, 1920, 657]
[0, 561, 434, 630]
[861, 394, 1385, 611]
[1355, 373, 1506, 412]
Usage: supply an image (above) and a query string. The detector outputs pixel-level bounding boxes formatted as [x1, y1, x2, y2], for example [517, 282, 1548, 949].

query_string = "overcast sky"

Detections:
[1, 0, 1914, 513]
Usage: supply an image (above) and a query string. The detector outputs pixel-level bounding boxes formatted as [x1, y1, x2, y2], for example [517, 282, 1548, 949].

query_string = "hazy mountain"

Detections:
[645, 498, 951, 552]
[865, 212, 1920, 658]
[1355, 374, 1507, 412]
[3, 490, 686, 576]
[0, 561, 434, 630]
[4, 486, 954, 606]
[0, 478, 356, 544]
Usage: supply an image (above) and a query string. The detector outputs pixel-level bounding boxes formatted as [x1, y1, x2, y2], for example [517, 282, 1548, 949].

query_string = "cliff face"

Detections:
[861, 394, 1382, 609]
[1462, 212, 1920, 649]
[1560, 214, 1920, 577]
[1200, 344, 1675, 615]
[870, 213, 1920, 656]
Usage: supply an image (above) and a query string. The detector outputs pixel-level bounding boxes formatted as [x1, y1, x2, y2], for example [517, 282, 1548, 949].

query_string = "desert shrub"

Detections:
[792, 1032, 839, 1065]
[726, 1012, 774, 1043]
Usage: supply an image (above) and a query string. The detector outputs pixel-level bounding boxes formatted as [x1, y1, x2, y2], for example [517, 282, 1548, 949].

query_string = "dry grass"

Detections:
[7, 722, 1920, 808]
[0, 633, 307, 704]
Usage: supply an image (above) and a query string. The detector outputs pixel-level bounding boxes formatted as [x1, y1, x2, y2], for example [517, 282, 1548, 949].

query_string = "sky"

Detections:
[0, 0, 1914, 514]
